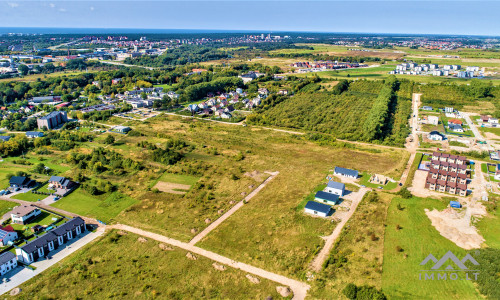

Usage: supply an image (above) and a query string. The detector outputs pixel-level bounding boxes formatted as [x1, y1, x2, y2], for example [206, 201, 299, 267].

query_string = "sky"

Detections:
[0, 1, 499, 36]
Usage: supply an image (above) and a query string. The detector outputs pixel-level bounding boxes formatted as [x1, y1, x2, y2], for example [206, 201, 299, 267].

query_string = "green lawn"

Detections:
[295, 183, 327, 212]
[477, 204, 500, 249]
[382, 196, 481, 299]
[478, 126, 500, 138]
[51, 190, 138, 224]
[10, 211, 63, 238]
[11, 192, 46, 202]
[157, 172, 201, 186]
[7, 231, 282, 300]
[359, 172, 399, 190]
[0, 200, 17, 220]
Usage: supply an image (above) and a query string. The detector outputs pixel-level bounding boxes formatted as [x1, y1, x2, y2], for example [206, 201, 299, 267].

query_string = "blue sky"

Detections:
[0, 1, 499, 36]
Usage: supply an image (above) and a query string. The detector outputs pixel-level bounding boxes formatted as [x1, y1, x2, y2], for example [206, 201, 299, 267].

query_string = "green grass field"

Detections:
[157, 172, 200, 186]
[0, 200, 17, 220]
[11, 191, 46, 202]
[382, 196, 481, 299]
[477, 204, 500, 249]
[7, 231, 283, 300]
[51, 190, 138, 223]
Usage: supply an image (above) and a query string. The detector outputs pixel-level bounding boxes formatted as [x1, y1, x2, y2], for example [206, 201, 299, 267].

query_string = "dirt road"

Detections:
[309, 187, 369, 272]
[189, 171, 279, 245]
[110, 224, 310, 300]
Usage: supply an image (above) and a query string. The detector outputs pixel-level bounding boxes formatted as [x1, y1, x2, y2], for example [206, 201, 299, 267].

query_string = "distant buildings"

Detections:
[390, 63, 481, 78]
[37, 111, 68, 130]
[25, 131, 44, 138]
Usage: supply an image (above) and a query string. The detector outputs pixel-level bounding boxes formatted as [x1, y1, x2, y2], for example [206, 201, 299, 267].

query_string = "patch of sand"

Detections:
[425, 207, 485, 250]
[153, 181, 191, 194]
[244, 170, 267, 182]
[484, 131, 500, 140]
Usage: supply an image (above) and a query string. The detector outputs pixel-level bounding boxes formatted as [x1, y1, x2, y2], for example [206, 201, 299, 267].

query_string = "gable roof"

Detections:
[326, 181, 345, 190]
[0, 229, 14, 241]
[334, 166, 358, 177]
[20, 231, 58, 254]
[305, 201, 332, 214]
[51, 217, 84, 236]
[49, 176, 73, 188]
[0, 251, 15, 265]
[0, 136, 11, 142]
[315, 191, 340, 203]
[9, 176, 29, 186]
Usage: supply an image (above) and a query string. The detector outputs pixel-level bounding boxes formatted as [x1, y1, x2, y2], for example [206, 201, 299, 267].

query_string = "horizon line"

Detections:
[0, 27, 498, 38]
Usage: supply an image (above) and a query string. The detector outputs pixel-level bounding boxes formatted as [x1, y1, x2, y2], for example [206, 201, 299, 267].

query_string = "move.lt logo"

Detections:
[419, 251, 480, 280]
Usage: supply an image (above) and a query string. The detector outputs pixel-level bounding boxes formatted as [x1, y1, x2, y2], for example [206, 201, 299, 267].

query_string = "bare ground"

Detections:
[153, 181, 191, 194]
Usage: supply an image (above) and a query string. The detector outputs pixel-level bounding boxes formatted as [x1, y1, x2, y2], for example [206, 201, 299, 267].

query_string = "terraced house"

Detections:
[16, 217, 86, 264]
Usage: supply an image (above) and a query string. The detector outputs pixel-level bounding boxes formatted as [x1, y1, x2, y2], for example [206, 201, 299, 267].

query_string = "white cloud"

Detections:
[59, 8, 66, 12]
[7, 2, 19, 8]
[49, 3, 55, 8]
[90, 6, 95, 11]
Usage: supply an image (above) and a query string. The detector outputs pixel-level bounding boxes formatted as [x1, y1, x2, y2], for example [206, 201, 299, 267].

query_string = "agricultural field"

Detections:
[382, 196, 481, 299]
[7, 231, 283, 300]
[0, 200, 17, 219]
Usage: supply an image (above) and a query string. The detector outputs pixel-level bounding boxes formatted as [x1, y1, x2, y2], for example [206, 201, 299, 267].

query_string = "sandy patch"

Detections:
[407, 170, 441, 198]
[484, 131, 500, 140]
[153, 181, 191, 194]
[244, 170, 268, 182]
[426, 207, 485, 250]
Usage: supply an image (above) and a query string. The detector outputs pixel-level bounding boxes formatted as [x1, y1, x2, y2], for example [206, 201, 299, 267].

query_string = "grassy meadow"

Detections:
[382, 196, 481, 299]
[8, 231, 283, 300]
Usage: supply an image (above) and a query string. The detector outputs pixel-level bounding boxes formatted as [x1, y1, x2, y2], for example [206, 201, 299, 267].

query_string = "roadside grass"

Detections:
[359, 172, 399, 190]
[6, 231, 282, 300]
[382, 196, 481, 299]
[114, 116, 409, 278]
[0, 200, 17, 220]
[309, 192, 393, 298]
[477, 126, 500, 138]
[51, 190, 138, 224]
[404, 152, 423, 188]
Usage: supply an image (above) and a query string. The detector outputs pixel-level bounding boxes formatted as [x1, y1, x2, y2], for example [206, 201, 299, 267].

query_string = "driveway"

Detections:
[0, 227, 105, 296]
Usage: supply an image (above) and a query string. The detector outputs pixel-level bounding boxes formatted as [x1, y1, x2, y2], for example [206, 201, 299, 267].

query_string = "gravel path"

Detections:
[189, 171, 279, 245]
[109, 224, 310, 300]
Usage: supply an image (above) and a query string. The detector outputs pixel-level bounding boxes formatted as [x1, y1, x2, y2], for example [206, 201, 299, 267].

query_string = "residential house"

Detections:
[9, 176, 35, 189]
[304, 201, 332, 218]
[488, 118, 499, 125]
[429, 131, 445, 141]
[449, 124, 464, 133]
[111, 78, 122, 85]
[25, 131, 44, 138]
[314, 191, 340, 205]
[369, 174, 388, 185]
[111, 126, 131, 134]
[428, 115, 439, 125]
[448, 119, 463, 126]
[0, 136, 11, 142]
[0, 252, 17, 276]
[16, 217, 86, 264]
[0, 226, 17, 246]
[48, 176, 76, 192]
[422, 106, 433, 111]
[324, 181, 345, 196]
[334, 167, 358, 179]
[11, 205, 41, 225]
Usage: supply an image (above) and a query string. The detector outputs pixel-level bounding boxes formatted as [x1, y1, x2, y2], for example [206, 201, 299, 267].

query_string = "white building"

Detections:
[11, 205, 41, 225]
[429, 131, 445, 141]
[428, 115, 439, 126]
[0, 252, 17, 276]
[324, 181, 345, 196]
[0, 228, 17, 246]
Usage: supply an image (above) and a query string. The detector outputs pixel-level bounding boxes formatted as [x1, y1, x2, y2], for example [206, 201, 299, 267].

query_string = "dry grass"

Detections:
[153, 181, 191, 194]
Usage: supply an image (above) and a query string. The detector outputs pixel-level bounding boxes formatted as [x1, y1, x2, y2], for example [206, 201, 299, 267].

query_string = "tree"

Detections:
[104, 135, 115, 145]
[17, 65, 29, 76]
[343, 283, 357, 300]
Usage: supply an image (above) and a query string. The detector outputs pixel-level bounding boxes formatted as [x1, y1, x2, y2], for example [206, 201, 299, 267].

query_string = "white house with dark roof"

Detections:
[304, 201, 332, 217]
[334, 167, 359, 179]
[0, 227, 17, 246]
[324, 181, 345, 196]
[16, 217, 85, 264]
[0, 251, 17, 276]
[11, 205, 41, 225]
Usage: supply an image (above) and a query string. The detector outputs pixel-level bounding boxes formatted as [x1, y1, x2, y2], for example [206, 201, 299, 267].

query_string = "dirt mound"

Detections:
[244, 170, 266, 181]
[137, 237, 148, 243]
[153, 181, 191, 194]
[276, 286, 292, 297]
[117, 230, 128, 235]
[426, 208, 485, 249]
[245, 274, 260, 284]
[186, 252, 197, 260]
[159, 243, 173, 251]
[212, 263, 226, 271]
[191, 228, 198, 234]
[10, 288, 21, 296]
[205, 218, 212, 224]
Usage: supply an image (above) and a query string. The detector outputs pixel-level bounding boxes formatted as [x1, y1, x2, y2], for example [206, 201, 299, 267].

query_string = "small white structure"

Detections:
[304, 201, 331, 218]
[429, 131, 445, 141]
[488, 118, 499, 125]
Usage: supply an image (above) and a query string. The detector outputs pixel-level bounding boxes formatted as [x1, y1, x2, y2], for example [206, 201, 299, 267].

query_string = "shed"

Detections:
[304, 201, 332, 218]
[314, 191, 340, 205]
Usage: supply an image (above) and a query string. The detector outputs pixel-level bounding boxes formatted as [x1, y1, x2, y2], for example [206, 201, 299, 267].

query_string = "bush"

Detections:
[343, 283, 357, 300]
[343, 283, 387, 300]
[397, 187, 412, 199]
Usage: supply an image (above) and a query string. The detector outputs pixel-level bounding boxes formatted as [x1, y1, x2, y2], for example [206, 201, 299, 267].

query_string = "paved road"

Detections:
[110, 224, 310, 300]
[0, 227, 105, 296]
[189, 171, 279, 245]
[462, 112, 486, 141]
[99, 60, 156, 70]
[309, 187, 369, 272]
